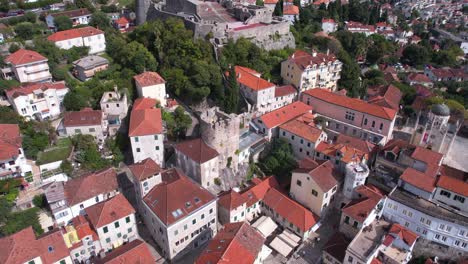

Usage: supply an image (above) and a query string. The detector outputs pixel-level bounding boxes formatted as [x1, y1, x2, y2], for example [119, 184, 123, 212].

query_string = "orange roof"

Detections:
[342, 185, 383, 222]
[283, 5, 299, 15]
[260, 101, 313, 129]
[85, 193, 135, 228]
[196, 222, 265, 264]
[232, 66, 274, 91]
[407, 73, 431, 83]
[287, 50, 338, 70]
[142, 168, 216, 225]
[63, 108, 102, 127]
[72, 215, 99, 240]
[6, 82, 67, 99]
[263, 0, 279, 4]
[115, 16, 130, 25]
[322, 18, 335, 23]
[129, 98, 163, 137]
[263, 188, 319, 232]
[303, 89, 397, 120]
[389, 223, 418, 246]
[5, 49, 47, 65]
[304, 160, 339, 192]
[64, 168, 118, 206]
[367, 84, 402, 110]
[47, 26, 103, 42]
[279, 118, 323, 143]
[218, 190, 247, 211]
[275, 84, 297, 98]
[241, 176, 280, 207]
[175, 138, 219, 164]
[410, 146, 443, 177]
[316, 141, 368, 164]
[128, 158, 162, 182]
[133, 71, 165, 87]
[399, 168, 436, 193]
[96, 239, 154, 264]
[0, 124, 22, 161]
[436, 175, 468, 196]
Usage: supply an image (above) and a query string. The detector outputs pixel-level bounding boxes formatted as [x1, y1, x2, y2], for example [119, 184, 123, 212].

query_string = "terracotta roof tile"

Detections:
[142, 168, 216, 225]
[367, 84, 402, 110]
[47, 26, 103, 42]
[303, 89, 397, 120]
[196, 222, 265, 264]
[5, 49, 47, 65]
[63, 108, 102, 127]
[232, 66, 274, 91]
[128, 158, 162, 182]
[436, 175, 468, 196]
[260, 101, 313, 129]
[115, 16, 130, 25]
[342, 185, 383, 222]
[129, 98, 162, 137]
[287, 50, 339, 71]
[410, 146, 443, 177]
[96, 239, 154, 264]
[241, 176, 280, 207]
[36, 229, 71, 264]
[306, 160, 339, 191]
[280, 118, 323, 143]
[275, 84, 297, 98]
[134, 71, 166, 87]
[85, 193, 135, 228]
[407, 73, 431, 83]
[6, 82, 67, 99]
[218, 190, 247, 211]
[335, 134, 376, 154]
[389, 223, 418, 246]
[400, 168, 436, 193]
[71, 215, 99, 240]
[283, 5, 299, 15]
[0, 124, 22, 161]
[263, 188, 319, 232]
[64, 168, 118, 206]
[322, 18, 335, 23]
[175, 138, 219, 164]
[316, 141, 368, 164]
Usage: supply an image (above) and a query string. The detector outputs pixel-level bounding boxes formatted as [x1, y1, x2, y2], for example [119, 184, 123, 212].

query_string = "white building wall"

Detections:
[96, 213, 138, 251]
[136, 83, 167, 106]
[432, 187, 468, 213]
[64, 124, 106, 142]
[130, 134, 164, 166]
[10, 88, 68, 120]
[278, 128, 327, 160]
[13, 61, 52, 83]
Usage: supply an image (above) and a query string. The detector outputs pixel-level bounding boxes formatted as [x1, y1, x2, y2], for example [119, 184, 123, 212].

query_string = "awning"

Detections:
[252, 216, 278, 237]
[270, 237, 294, 257]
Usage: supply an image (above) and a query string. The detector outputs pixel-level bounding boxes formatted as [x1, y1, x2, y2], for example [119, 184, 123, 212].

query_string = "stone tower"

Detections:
[199, 107, 240, 171]
[419, 103, 451, 153]
[343, 162, 369, 199]
[136, 0, 152, 25]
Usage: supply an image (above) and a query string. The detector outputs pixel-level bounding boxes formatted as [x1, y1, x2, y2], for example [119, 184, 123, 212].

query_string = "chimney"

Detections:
[312, 49, 317, 57]
[327, 49, 330, 56]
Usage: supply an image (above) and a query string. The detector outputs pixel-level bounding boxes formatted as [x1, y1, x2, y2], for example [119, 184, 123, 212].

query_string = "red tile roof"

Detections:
[389, 223, 418, 246]
[280, 118, 323, 143]
[305, 160, 339, 192]
[342, 185, 383, 222]
[346, 21, 376, 32]
[400, 168, 436, 193]
[175, 138, 219, 164]
[436, 175, 468, 196]
[85, 193, 135, 228]
[241, 176, 280, 207]
[263, 0, 278, 4]
[218, 190, 247, 211]
[6, 82, 67, 99]
[335, 134, 376, 154]
[128, 158, 162, 182]
[322, 18, 335, 23]
[196, 222, 265, 264]
[283, 5, 299, 15]
[71, 215, 99, 240]
[407, 73, 431, 83]
[0, 227, 70, 264]
[64, 168, 118, 206]
[367, 84, 402, 110]
[260, 101, 313, 129]
[134, 71, 166, 87]
[303, 89, 397, 120]
[232, 66, 274, 91]
[0, 124, 22, 161]
[287, 50, 339, 70]
[263, 188, 318, 232]
[63, 108, 102, 127]
[129, 98, 162, 137]
[5, 49, 47, 65]
[47, 26, 103, 42]
[275, 84, 297, 98]
[316, 141, 368, 164]
[96, 239, 154, 264]
[115, 16, 130, 25]
[410, 146, 443, 177]
[142, 168, 216, 225]
[298, 157, 321, 170]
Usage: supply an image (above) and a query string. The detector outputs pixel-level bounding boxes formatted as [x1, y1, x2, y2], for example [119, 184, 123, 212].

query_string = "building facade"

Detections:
[47, 26, 106, 54]
[5, 49, 52, 83]
[62, 108, 107, 142]
[134, 71, 167, 106]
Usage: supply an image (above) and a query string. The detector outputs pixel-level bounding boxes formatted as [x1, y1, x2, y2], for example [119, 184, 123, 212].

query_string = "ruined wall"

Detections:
[199, 107, 241, 171]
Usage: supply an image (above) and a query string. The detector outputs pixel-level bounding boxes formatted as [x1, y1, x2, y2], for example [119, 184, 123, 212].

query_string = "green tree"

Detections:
[89, 11, 111, 30]
[8, 43, 20, 53]
[401, 44, 431, 67]
[0, 0, 8, 12]
[63, 91, 88, 111]
[256, 0, 264, 5]
[273, 0, 283, 16]
[259, 138, 297, 178]
[60, 160, 73, 176]
[32, 194, 47, 209]
[54, 15, 73, 31]
[162, 107, 192, 140]
[75, 0, 95, 11]
[14, 22, 38, 39]
[224, 67, 239, 114]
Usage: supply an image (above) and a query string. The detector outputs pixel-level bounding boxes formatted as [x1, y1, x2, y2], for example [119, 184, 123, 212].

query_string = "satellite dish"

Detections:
[129, 12, 136, 20]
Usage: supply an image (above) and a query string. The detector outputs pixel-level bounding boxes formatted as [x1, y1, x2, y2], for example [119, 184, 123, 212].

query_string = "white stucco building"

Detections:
[6, 82, 68, 121]
[128, 158, 162, 209]
[129, 97, 164, 165]
[174, 138, 220, 189]
[47, 26, 106, 54]
[141, 168, 218, 260]
[281, 50, 342, 92]
[5, 49, 52, 83]
[100, 90, 128, 136]
[44, 168, 119, 225]
[134, 71, 167, 107]
[0, 124, 32, 178]
[322, 18, 337, 33]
